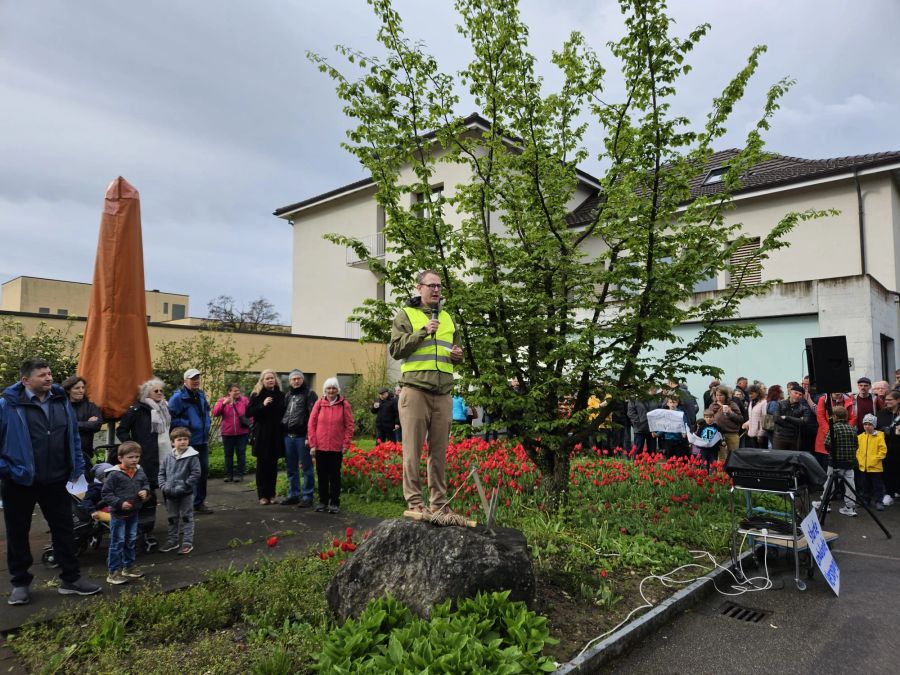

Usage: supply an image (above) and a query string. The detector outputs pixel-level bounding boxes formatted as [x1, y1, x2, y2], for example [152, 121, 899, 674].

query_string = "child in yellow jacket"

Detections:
[858, 414, 888, 511]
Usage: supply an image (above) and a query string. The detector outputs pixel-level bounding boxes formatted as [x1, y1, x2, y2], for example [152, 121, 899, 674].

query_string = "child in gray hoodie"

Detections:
[158, 427, 201, 554]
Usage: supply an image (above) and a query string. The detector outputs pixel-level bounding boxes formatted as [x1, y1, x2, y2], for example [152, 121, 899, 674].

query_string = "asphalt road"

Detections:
[603, 499, 900, 675]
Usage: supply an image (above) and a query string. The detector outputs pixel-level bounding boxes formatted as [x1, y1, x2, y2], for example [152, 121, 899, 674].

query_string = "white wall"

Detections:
[289, 185, 380, 337]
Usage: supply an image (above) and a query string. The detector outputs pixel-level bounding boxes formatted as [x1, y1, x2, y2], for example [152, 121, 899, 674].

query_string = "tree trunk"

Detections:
[542, 447, 570, 510]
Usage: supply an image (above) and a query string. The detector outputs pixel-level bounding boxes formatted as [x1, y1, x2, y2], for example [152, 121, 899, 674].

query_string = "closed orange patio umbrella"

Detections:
[78, 176, 153, 420]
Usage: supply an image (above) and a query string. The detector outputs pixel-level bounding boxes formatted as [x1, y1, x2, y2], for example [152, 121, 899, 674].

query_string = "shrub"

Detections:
[315, 591, 557, 673]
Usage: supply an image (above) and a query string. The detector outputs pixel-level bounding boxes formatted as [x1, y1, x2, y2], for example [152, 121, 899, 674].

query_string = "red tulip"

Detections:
[267, 536, 279, 548]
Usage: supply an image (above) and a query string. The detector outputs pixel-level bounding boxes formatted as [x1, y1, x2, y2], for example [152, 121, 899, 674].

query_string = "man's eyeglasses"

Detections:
[152, 389, 163, 393]
[419, 283, 441, 290]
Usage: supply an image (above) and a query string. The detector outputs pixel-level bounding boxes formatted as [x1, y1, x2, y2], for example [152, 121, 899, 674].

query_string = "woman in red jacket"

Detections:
[308, 377, 354, 513]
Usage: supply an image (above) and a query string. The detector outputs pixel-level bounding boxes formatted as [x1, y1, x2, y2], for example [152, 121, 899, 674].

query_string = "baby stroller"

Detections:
[95, 443, 160, 554]
[41, 491, 110, 567]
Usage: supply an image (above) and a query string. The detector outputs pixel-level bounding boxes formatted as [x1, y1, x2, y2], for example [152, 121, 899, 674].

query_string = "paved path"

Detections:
[603, 501, 900, 674]
[0, 479, 382, 633]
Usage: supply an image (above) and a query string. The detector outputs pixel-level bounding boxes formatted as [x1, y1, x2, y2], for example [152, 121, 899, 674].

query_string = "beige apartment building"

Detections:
[1, 276, 189, 322]
[274, 114, 900, 396]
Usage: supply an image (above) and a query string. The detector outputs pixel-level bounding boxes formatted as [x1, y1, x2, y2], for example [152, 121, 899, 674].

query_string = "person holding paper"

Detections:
[0, 359, 102, 605]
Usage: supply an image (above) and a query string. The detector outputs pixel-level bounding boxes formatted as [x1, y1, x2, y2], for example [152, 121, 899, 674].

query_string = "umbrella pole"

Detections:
[107, 420, 117, 445]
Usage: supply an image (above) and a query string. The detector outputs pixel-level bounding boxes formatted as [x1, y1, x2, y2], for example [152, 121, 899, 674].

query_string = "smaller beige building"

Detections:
[1, 310, 385, 396]
[1, 276, 189, 323]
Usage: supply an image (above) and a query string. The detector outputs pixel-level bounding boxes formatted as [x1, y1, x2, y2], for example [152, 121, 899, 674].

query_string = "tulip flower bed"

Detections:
[341, 437, 736, 659]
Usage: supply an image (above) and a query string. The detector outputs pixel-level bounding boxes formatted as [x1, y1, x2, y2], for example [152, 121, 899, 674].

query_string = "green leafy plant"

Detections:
[0, 316, 81, 385]
[315, 591, 557, 673]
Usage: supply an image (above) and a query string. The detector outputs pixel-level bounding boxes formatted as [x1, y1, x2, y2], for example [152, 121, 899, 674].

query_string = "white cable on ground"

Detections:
[575, 533, 773, 660]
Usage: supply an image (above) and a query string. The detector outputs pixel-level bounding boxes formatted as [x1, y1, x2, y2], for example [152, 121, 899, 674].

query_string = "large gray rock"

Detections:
[326, 519, 534, 621]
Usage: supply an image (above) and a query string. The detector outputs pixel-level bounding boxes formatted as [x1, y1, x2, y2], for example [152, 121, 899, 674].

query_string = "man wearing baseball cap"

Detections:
[772, 382, 811, 450]
[168, 368, 212, 513]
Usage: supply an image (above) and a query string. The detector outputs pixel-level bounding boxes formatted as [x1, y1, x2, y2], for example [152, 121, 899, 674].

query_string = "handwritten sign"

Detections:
[800, 509, 840, 596]
[647, 408, 688, 435]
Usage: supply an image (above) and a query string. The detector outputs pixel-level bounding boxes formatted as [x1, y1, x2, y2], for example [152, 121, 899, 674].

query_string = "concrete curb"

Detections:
[554, 551, 752, 674]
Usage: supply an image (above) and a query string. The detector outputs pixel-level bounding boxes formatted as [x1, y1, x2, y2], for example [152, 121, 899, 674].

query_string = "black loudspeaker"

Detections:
[805, 336, 851, 394]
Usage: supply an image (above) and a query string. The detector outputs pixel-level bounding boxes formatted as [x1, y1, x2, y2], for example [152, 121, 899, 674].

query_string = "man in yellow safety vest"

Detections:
[389, 269, 464, 515]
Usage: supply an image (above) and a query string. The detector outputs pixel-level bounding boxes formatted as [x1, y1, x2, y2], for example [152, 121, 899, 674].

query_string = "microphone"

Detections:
[431, 305, 439, 321]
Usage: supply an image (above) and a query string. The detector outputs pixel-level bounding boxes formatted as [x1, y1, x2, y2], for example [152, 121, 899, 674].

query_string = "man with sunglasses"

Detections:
[390, 269, 463, 516]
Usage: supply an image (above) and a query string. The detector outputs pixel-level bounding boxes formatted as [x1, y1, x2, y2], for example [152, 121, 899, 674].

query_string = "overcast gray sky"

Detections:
[1, 0, 897, 323]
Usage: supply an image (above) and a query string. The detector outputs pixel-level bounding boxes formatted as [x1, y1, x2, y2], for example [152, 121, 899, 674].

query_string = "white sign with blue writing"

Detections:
[800, 509, 840, 596]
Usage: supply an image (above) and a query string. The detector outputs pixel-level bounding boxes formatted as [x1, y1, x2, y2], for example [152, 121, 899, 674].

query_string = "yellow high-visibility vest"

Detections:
[400, 306, 455, 374]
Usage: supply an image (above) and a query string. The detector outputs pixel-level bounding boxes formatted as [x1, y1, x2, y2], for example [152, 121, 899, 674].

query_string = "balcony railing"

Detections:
[346, 233, 386, 266]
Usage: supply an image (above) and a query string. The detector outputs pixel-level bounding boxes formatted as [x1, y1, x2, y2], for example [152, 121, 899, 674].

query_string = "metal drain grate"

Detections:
[719, 601, 770, 623]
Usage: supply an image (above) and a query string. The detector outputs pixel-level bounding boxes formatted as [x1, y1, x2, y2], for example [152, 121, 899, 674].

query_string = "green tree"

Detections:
[342, 357, 393, 439]
[310, 0, 830, 501]
[206, 295, 282, 333]
[0, 317, 81, 386]
[152, 331, 269, 399]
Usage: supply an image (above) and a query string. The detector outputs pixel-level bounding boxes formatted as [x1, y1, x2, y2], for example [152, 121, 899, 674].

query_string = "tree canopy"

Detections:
[310, 0, 830, 498]
[206, 295, 282, 333]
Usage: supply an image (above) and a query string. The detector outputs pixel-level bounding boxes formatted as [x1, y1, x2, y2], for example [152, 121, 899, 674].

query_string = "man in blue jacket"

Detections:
[167, 368, 212, 513]
[0, 359, 102, 605]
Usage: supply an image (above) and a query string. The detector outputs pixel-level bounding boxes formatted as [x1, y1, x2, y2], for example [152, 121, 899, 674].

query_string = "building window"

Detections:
[728, 238, 762, 287]
[172, 304, 186, 320]
[414, 185, 444, 218]
[163, 302, 169, 314]
[881, 334, 895, 382]
[38, 307, 49, 314]
[56, 309, 68, 317]
[702, 166, 728, 185]
[336, 373, 359, 392]
[692, 275, 717, 294]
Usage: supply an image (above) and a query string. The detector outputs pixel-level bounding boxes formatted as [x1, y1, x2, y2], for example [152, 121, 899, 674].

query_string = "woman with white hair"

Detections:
[307, 377, 354, 513]
[246, 369, 286, 505]
[116, 378, 171, 489]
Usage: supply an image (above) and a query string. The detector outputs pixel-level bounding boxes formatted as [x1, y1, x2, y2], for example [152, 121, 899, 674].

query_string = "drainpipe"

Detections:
[854, 170, 866, 275]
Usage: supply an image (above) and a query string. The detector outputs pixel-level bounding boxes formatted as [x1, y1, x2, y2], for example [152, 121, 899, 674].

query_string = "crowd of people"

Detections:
[0, 359, 357, 605]
[622, 373, 900, 516]
[4, 267, 898, 604]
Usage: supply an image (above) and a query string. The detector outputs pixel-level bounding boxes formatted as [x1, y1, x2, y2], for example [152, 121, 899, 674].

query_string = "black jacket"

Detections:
[773, 399, 811, 444]
[247, 388, 286, 459]
[282, 384, 318, 435]
[372, 395, 400, 429]
[627, 398, 661, 434]
[71, 399, 103, 458]
[116, 401, 161, 489]
[876, 408, 900, 453]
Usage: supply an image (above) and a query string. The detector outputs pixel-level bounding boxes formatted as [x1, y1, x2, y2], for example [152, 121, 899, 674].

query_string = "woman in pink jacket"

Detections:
[211, 383, 251, 482]
[742, 384, 769, 448]
[308, 377, 354, 513]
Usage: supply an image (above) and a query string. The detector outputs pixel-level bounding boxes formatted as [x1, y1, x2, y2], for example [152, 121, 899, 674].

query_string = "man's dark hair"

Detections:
[20, 359, 50, 379]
